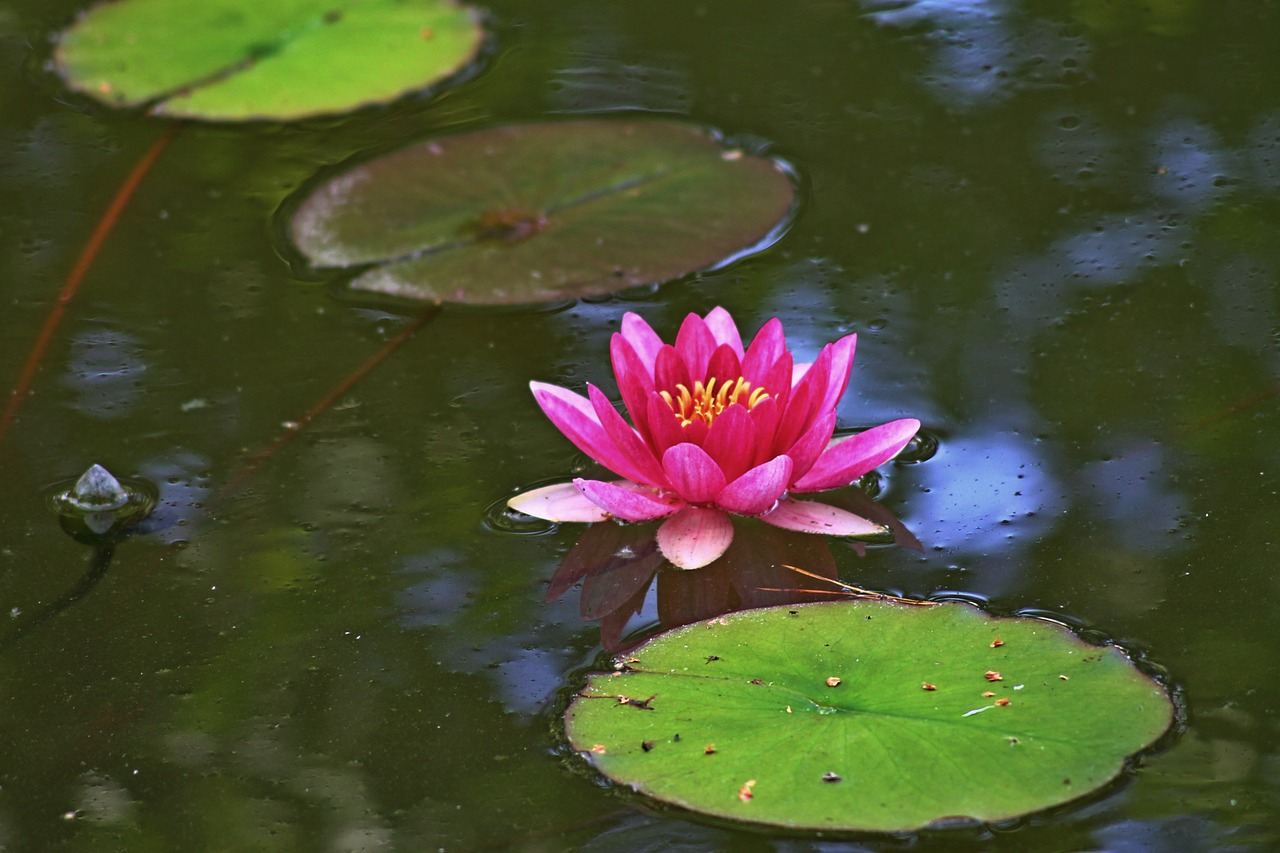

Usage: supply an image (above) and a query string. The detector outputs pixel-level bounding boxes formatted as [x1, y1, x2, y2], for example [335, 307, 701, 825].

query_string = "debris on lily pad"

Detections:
[287, 119, 796, 305]
[565, 600, 1175, 833]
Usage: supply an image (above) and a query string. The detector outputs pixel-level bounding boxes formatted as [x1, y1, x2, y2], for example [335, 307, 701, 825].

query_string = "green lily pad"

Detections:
[53, 0, 483, 121]
[565, 601, 1175, 833]
[287, 119, 795, 305]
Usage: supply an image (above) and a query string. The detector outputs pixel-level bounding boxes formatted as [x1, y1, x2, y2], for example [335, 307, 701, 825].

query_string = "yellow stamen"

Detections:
[658, 376, 769, 428]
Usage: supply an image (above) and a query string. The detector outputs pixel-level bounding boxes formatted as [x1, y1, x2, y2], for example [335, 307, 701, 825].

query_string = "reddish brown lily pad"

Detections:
[287, 119, 796, 305]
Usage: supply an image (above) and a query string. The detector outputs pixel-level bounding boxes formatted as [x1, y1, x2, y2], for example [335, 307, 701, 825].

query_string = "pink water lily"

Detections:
[509, 307, 920, 569]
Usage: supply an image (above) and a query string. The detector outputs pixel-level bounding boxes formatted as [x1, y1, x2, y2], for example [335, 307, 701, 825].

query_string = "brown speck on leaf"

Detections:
[985, 671, 1003, 682]
[737, 779, 756, 801]
[616, 694, 656, 710]
[420, 27, 434, 39]
[1009, 737, 1020, 745]
[1064, 777, 1072, 785]
[673, 734, 681, 742]
[705, 655, 721, 664]
[641, 741, 655, 752]
[821, 771, 843, 783]
[995, 697, 1011, 706]
[982, 691, 995, 698]
[705, 744, 717, 755]
[990, 638, 1004, 648]
[826, 677, 842, 687]
[591, 744, 606, 754]
[471, 208, 548, 245]
[750, 679, 764, 685]
[922, 682, 937, 691]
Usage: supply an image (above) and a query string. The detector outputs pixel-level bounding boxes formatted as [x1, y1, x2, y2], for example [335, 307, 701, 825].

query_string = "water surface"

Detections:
[1, 0, 1278, 849]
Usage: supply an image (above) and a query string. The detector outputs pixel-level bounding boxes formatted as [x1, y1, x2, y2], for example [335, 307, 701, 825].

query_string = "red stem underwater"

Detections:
[0, 123, 183, 447]
[218, 306, 442, 499]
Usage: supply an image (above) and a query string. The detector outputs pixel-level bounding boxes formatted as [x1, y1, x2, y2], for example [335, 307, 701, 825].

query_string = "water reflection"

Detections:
[550, 9, 691, 115]
[547, 489, 922, 652]
[860, 0, 1090, 108]
[60, 326, 148, 419]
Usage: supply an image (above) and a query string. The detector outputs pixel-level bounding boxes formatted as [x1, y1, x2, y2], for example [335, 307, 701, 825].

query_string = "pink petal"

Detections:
[759, 497, 886, 536]
[680, 417, 709, 447]
[675, 313, 717, 377]
[507, 482, 610, 522]
[656, 506, 735, 569]
[791, 418, 921, 493]
[746, 396, 782, 466]
[654, 345, 691, 395]
[574, 478, 684, 521]
[530, 382, 638, 480]
[646, 391, 688, 453]
[701, 404, 757, 483]
[819, 334, 857, 414]
[662, 443, 727, 504]
[704, 344, 742, 387]
[741, 317, 786, 386]
[773, 354, 826, 452]
[620, 312, 664, 368]
[782, 411, 838, 481]
[757, 350, 793, 413]
[587, 385, 667, 487]
[716, 455, 793, 515]
[610, 334, 655, 438]
[704, 307, 744, 358]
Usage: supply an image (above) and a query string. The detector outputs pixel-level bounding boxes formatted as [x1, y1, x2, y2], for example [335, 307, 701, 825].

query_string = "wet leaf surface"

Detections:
[54, 0, 483, 121]
[565, 600, 1175, 833]
[287, 119, 795, 304]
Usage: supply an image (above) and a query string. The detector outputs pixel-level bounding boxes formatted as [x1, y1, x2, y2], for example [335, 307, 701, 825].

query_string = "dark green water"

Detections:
[2, 0, 1279, 849]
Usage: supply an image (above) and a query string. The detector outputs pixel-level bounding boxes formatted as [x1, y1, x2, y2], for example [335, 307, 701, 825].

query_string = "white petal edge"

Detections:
[758, 497, 886, 537]
[507, 483, 610, 522]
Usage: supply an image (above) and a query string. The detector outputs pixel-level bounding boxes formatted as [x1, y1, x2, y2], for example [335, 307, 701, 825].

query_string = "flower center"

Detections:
[658, 377, 769, 428]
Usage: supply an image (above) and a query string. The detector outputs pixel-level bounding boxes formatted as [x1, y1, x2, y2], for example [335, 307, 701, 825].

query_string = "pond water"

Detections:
[2, 0, 1279, 849]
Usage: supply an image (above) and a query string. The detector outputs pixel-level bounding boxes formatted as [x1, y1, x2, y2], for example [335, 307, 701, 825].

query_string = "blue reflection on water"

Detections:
[61, 326, 147, 419]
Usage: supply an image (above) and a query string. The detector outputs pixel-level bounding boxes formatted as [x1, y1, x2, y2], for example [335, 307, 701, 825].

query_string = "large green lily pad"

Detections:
[565, 601, 1174, 833]
[287, 119, 796, 305]
[54, 0, 483, 121]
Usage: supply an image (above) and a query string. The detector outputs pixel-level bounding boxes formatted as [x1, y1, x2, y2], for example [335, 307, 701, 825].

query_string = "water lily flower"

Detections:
[509, 307, 920, 569]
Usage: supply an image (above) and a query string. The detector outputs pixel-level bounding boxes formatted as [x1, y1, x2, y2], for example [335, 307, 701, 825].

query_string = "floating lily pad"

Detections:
[54, 0, 483, 121]
[565, 601, 1174, 833]
[287, 119, 795, 304]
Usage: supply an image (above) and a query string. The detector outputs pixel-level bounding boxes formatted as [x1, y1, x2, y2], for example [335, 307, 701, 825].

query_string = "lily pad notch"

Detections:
[285, 119, 797, 305]
[564, 600, 1176, 833]
[53, 0, 485, 121]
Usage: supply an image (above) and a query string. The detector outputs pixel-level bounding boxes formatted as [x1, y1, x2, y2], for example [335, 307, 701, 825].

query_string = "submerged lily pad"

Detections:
[287, 119, 795, 304]
[565, 601, 1174, 833]
[54, 0, 483, 121]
